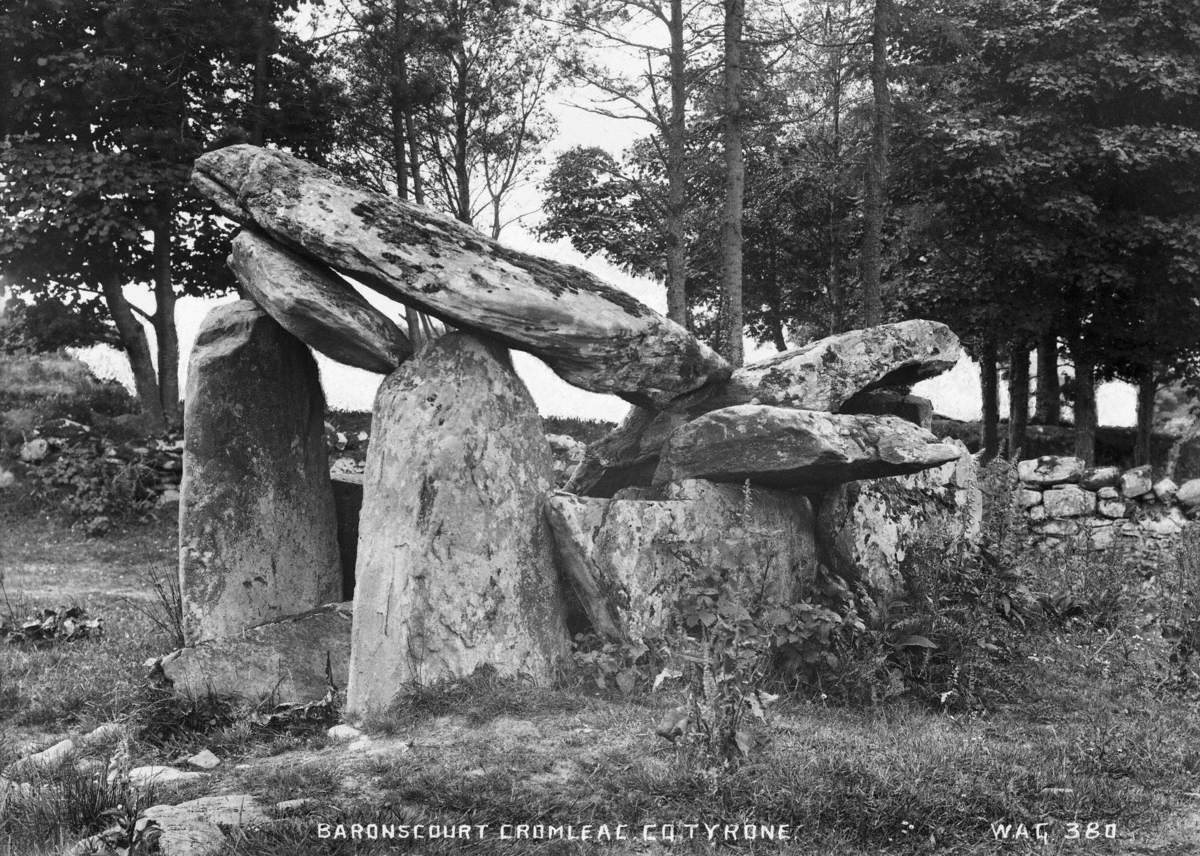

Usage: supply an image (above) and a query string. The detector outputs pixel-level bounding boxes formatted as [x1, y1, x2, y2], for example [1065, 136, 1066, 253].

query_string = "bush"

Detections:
[27, 440, 160, 521]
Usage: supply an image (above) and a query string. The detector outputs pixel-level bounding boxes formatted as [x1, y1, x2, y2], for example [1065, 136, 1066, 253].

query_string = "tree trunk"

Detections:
[152, 202, 179, 428]
[664, 0, 688, 329]
[406, 110, 424, 205]
[250, 0, 273, 146]
[826, 4, 845, 333]
[390, 0, 409, 200]
[860, 0, 891, 327]
[452, 52, 471, 224]
[720, 0, 745, 367]
[101, 273, 164, 432]
[1135, 363, 1156, 468]
[1007, 341, 1030, 460]
[1072, 350, 1097, 466]
[980, 337, 999, 463]
[1034, 330, 1060, 424]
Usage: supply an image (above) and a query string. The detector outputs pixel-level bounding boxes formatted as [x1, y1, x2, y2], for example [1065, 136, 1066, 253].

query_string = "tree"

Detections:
[719, 0, 746, 365]
[894, 0, 1200, 464]
[0, 0, 340, 430]
[859, 0, 890, 327]
[557, 0, 721, 328]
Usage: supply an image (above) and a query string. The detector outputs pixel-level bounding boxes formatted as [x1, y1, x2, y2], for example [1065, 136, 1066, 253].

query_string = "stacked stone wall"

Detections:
[1015, 456, 1200, 561]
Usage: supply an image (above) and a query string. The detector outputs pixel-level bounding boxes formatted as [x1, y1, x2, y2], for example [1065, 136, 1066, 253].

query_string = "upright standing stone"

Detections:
[179, 301, 341, 644]
[347, 333, 569, 717]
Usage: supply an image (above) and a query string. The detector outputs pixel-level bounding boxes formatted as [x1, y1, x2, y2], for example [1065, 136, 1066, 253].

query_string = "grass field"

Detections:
[3, 482, 1200, 854]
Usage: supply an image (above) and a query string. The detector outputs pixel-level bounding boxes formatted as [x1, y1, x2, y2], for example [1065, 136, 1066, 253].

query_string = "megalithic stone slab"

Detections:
[567, 320, 960, 496]
[655, 405, 964, 491]
[229, 230, 412, 373]
[346, 333, 569, 717]
[545, 481, 818, 644]
[192, 145, 730, 408]
[179, 301, 341, 644]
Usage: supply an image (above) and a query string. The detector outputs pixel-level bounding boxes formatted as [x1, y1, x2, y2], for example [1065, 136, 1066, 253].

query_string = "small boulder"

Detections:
[326, 724, 364, 743]
[1042, 485, 1095, 518]
[19, 438, 49, 463]
[186, 749, 221, 770]
[1098, 498, 1127, 519]
[1177, 478, 1200, 509]
[1080, 466, 1120, 490]
[1120, 465, 1154, 499]
[1154, 477, 1179, 502]
[1017, 456, 1085, 487]
[1016, 489, 1042, 509]
[122, 766, 206, 788]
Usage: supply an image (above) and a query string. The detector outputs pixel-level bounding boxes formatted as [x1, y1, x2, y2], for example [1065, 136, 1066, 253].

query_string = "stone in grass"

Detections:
[1042, 485, 1095, 518]
[120, 766, 207, 788]
[1017, 456, 1085, 487]
[143, 794, 268, 856]
[158, 602, 351, 704]
[186, 749, 221, 770]
[1120, 465, 1154, 499]
[326, 724, 364, 743]
[8, 738, 75, 778]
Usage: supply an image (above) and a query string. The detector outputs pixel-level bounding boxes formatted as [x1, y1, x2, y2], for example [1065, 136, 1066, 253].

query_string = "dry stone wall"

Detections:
[1016, 455, 1199, 558]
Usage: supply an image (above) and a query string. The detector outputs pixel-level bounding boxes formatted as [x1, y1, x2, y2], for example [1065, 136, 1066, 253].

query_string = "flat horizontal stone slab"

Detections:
[229, 230, 411, 373]
[193, 145, 729, 408]
[1018, 456, 1085, 487]
[655, 406, 963, 491]
[158, 603, 351, 703]
[568, 320, 959, 496]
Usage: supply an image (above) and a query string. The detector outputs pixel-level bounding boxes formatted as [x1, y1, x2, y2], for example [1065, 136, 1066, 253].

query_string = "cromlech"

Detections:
[164, 145, 980, 718]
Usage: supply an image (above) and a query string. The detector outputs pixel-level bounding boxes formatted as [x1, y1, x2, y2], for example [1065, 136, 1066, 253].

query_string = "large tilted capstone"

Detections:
[567, 320, 961, 496]
[545, 480, 819, 643]
[191, 144, 730, 408]
[228, 230, 412, 373]
[179, 301, 341, 644]
[654, 405, 964, 491]
[346, 332, 569, 716]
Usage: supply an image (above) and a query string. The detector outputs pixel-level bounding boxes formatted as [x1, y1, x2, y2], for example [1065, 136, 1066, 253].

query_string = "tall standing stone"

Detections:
[347, 333, 569, 717]
[179, 301, 341, 644]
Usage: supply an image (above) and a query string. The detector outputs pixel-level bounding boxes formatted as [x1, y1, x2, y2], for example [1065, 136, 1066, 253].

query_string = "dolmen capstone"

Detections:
[193, 144, 730, 408]
[167, 143, 978, 713]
